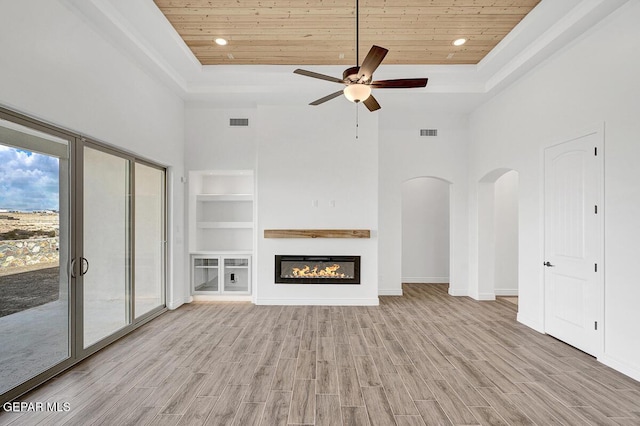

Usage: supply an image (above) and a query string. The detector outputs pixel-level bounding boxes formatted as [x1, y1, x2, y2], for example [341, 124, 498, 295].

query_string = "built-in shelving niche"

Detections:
[188, 170, 255, 299]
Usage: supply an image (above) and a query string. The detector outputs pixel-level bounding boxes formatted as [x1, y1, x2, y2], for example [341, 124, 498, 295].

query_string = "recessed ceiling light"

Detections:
[453, 38, 467, 46]
[215, 38, 228, 46]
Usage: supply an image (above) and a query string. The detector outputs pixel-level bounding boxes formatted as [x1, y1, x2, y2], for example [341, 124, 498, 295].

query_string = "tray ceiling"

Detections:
[153, 0, 541, 66]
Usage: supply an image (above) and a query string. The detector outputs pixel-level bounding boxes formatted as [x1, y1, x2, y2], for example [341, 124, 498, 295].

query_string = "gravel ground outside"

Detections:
[0, 266, 60, 317]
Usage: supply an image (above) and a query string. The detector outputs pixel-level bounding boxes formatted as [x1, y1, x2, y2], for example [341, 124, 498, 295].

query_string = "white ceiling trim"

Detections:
[482, 0, 630, 93]
[63, 0, 629, 108]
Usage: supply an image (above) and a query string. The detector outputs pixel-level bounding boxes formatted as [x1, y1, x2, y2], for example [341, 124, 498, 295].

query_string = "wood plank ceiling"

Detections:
[153, 0, 541, 66]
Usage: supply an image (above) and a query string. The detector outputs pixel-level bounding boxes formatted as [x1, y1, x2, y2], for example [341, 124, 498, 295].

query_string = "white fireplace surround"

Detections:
[254, 105, 379, 306]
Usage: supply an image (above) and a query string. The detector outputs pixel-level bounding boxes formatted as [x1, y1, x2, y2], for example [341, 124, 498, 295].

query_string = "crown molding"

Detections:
[63, 0, 630, 108]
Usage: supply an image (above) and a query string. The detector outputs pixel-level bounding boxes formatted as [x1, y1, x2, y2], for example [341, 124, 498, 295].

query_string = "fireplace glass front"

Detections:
[275, 255, 360, 284]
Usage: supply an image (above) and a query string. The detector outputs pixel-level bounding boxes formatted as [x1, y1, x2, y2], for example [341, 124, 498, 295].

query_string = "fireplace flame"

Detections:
[292, 263, 346, 278]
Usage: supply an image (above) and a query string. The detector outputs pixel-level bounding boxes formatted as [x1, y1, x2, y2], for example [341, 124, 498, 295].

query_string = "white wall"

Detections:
[0, 0, 186, 308]
[469, 1, 640, 380]
[185, 102, 378, 305]
[401, 177, 450, 283]
[185, 106, 257, 171]
[493, 171, 519, 295]
[184, 106, 259, 297]
[255, 104, 379, 305]
[379, 109, 469, 296]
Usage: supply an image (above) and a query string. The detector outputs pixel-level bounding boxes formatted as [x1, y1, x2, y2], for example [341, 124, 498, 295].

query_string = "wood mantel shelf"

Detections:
[264, 229, 370, 239]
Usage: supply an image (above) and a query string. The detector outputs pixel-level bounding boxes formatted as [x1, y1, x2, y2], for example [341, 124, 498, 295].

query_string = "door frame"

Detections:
[543, 124, 605, 358]
[74, 138, 169, 359]
[133, 159, 168, 320]
[0, 107, 80, 404]
[0, 106, 169, 404]
[74, 140, 136, 357]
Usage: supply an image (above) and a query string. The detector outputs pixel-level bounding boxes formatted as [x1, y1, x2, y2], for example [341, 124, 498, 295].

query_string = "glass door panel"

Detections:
[82, 146, 130, 348]
[134, 162, 165, 318]
[193, 257, 219, 292]
[223, 257, 250, 292]
[0, 118, 71, 394]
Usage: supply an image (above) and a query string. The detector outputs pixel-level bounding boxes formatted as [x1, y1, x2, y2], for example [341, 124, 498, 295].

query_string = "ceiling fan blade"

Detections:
[309, 90, 344, 106]
[294, 69, 345, 84]
[363, 94, 381, 112]
[358, 45, 388, 82]
[370, 78, 428, 89]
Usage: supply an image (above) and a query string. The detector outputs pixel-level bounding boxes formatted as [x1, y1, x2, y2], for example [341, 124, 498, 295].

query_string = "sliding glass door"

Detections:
[0, 108, 167, 403]
[134, 162, 166, 319]
[81, 145, 131, 348]
[0, 116, 72, 396]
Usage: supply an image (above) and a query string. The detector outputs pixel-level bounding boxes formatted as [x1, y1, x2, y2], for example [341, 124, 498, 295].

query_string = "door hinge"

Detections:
[595, 321, 598, 330]
[594, 147, 598, 156]
[594, 205, 598, 214]
[594, 263, 598, 272]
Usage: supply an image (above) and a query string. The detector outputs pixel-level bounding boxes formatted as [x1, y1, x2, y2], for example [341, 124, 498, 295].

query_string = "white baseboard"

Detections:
[402, 277, 449, 284]
[256, 298, 379, 306]
[477, 293, 496, 301]
[465, 290, 496, 301]
[192, 295, 252, 302]
[517, 313, 545, 334]
[379, 289, 403, 296]
[495, 288, 519, 296]
[448, 288, 468, 297]
[599, 354, 640, 383]
[167, 297, 189, 310]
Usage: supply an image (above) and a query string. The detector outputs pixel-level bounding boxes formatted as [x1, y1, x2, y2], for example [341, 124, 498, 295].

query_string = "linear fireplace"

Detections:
[275, 255, 361, 284]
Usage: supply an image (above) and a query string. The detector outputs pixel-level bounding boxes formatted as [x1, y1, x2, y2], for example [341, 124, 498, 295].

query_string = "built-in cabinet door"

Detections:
[223, 257, 250, 293]
[193, 257, 220, 293]
[192, 255, 251, 295]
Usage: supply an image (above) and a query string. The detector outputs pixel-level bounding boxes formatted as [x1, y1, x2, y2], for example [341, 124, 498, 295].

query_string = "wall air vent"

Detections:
[229, 118, 249, 127]
[420, 129, 438, 137]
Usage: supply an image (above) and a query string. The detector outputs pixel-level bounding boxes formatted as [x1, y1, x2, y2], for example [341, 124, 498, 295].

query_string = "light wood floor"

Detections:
[2, 283, 640, 425]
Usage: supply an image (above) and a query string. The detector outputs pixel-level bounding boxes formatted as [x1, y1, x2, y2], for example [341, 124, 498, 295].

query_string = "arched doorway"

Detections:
[478, 169, 519, 303]
[401, 177, 451, 285]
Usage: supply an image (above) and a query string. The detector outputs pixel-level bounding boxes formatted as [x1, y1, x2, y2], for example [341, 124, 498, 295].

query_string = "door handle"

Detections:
[70, 258, 77, 278]
[544, 261, 555, 267]
[80, 257, 90, 276]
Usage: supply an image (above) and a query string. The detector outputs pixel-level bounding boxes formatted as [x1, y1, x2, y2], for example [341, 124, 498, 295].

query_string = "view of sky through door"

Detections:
[0, 147, 60, 211]
[0, 119, 70, 395]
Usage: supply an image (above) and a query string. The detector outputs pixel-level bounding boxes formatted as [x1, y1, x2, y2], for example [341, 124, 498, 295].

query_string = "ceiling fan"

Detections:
[293, 1, 428, 112]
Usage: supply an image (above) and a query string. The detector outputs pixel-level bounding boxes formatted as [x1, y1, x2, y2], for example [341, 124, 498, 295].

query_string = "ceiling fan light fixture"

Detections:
[452, 38, 467, 46]
[343, 84, 371, 103]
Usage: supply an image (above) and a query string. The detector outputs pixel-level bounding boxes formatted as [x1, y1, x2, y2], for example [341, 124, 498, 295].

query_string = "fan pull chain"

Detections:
[355, 103, 359, 139]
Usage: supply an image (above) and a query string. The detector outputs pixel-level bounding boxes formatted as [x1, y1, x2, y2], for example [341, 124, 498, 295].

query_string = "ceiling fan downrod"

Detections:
[356, 0, 359, 67]
[292, 0, 428, 112]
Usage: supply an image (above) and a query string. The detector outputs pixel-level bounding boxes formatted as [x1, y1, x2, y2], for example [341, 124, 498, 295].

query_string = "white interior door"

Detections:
[544, 131, 603, 356]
